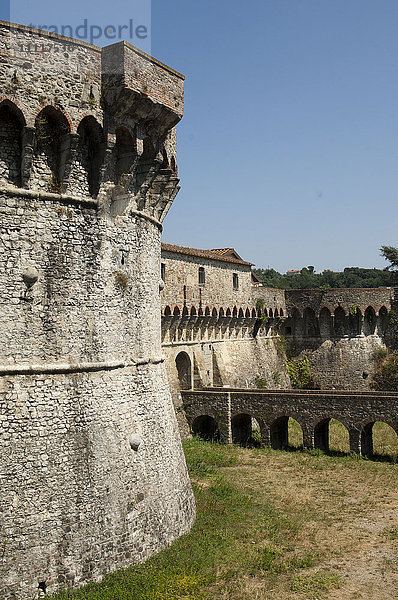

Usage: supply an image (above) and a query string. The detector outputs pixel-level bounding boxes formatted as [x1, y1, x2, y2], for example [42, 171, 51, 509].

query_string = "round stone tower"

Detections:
[0, 21, 195, 598]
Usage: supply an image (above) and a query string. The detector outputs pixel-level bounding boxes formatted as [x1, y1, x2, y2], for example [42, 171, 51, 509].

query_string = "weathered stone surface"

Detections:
[182, 388, 398, 455]
[0, 21, 194, 600]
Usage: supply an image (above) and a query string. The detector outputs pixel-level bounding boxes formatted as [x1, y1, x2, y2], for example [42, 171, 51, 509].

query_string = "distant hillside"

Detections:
[253, 266, 397, 290]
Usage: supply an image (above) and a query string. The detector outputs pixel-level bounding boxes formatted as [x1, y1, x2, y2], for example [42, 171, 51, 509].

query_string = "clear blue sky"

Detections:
[2, 1, 398, 272]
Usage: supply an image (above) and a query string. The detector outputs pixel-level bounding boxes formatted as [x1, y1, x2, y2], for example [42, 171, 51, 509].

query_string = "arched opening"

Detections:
[245, 308, 250, 318]
[378, 306, 389, 335]
[271, 416, 303, 450]
[334, 307, 347, 337]
[226, 308, 231, 317]
[270, 416, 288, 449]
[164, 305, 171, 316]
[280, 308, 284, 317]
[288, 418, 304, 449]
[251, 308, 256, 318]
[269, 308, 273, 318]
[190, 306, 197, 316]
[319, 307, 332, 338]
[219, 307, 225, 318]
[192, 415, 220, 441]
[361, 421, 398, 459]
[205, 307, 211, 317]
[175, 351, 192, 390]
[291, 308, 302, 338]
[33, 106, 70, 192]
[348, 308, 362, 337]
[238, 308, 244, 318]
[314, 418, 349, 454]
[173, 306, 180, 316]
[0, 100, 24, 186]
[363, 306, 376, 336]
[232, 306, 238, 317]
[231, 413, 252, 445]
[303, 307, 319, 337]
[76, 116, 105, 196]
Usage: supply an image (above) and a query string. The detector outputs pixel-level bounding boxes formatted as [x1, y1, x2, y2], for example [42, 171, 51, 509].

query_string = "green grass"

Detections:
[49, 437, 397, 600]
[290, 571, 341, 597]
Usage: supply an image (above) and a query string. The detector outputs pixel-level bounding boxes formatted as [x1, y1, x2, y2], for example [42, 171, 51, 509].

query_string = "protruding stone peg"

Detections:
[22, 267, 39, 289]
[129, 434, 142, 451]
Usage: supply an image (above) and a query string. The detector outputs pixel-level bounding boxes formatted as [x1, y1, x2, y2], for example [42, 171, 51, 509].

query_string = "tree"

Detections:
[381, 246, 398, 270]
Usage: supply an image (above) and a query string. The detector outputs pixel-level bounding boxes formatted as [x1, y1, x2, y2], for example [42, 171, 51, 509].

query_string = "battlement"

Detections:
[0, 21, 183, 222]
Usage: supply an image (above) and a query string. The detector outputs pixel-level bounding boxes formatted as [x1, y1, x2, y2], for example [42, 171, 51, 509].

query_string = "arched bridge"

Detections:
[181, 388, 398, 457]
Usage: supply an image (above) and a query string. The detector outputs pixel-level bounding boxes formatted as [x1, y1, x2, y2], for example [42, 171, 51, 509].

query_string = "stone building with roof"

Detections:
[159, 243, 394, 436]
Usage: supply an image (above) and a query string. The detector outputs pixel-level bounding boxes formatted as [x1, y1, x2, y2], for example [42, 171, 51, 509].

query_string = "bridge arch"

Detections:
[231, 413, 252, 445]
[270, 415, 304, 450]
[314, 417, 350, 454]
[361, 420, 398, 458]
[192, 415, 220, 441]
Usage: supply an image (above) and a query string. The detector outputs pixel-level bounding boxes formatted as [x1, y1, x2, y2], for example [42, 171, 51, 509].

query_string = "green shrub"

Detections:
[371, 349, 398, 391]
[287, 356, 318, 389]
[255, 377, 268, 389]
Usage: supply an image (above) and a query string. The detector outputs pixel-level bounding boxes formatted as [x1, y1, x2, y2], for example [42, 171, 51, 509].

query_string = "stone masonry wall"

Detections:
[161, 250, 254, 313]
[0, 21, 194, 600]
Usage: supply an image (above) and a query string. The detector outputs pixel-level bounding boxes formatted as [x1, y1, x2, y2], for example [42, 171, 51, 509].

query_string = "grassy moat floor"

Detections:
[51, 422, 398, 600]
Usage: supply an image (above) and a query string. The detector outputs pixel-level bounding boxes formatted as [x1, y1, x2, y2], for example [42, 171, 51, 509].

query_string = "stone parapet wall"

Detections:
[285, 287, 393, 317]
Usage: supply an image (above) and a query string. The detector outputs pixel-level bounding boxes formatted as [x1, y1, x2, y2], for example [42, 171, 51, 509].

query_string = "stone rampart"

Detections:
[0, 22, 194, 599]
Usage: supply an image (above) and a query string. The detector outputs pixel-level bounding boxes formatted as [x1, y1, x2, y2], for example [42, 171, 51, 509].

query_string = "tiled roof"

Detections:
[161, 243, 253, 266]
[210, 248, 245, 261]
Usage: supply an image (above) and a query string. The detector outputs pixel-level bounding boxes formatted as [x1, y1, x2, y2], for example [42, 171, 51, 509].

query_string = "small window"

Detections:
[161, 263, 166, 282]
[233, 273, 239, 290]
[199, 267, 205, 286]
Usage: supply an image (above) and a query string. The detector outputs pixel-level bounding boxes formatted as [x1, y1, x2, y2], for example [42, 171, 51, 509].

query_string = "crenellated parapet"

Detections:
[0, 21, 183, 224]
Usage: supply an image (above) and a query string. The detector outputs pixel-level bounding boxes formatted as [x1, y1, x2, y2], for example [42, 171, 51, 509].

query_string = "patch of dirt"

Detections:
[225, 450, 398, 599]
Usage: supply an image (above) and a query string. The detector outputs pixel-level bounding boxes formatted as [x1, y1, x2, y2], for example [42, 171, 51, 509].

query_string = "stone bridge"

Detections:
[181, 388, 398, 457]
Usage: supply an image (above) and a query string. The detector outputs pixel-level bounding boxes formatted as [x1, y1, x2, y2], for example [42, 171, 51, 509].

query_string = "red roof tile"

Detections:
[161, 243, 253, 266]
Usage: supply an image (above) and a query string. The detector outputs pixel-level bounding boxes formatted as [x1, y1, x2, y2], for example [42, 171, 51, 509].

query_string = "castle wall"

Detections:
[0, 189, 195, 599]
[0, 22, 194, 599]
[286, 287, 393, 390]
[160, 248, 395, 438]
[161, 248, 254, 313]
